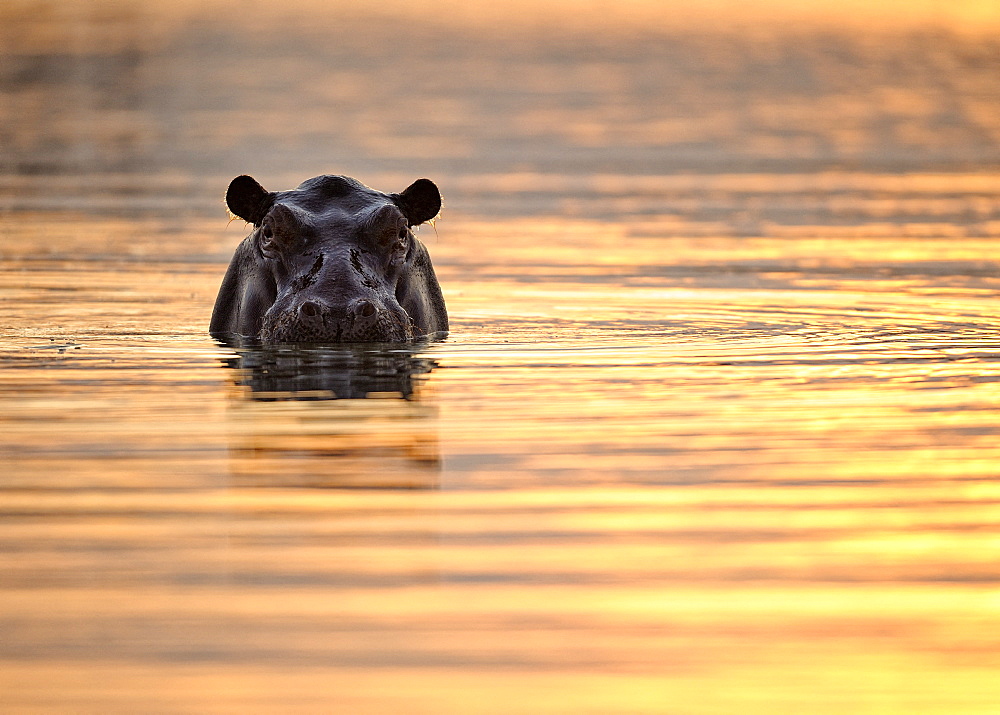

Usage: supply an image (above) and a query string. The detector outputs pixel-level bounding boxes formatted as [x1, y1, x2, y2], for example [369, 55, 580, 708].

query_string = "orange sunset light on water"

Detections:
[2, 0, 1000, 711]
[153, 0, 1000, 30]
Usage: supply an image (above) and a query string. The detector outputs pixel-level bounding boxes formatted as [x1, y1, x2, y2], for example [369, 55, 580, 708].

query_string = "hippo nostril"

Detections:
[300, 300, 321, 318]
[357, 300, 377, 318]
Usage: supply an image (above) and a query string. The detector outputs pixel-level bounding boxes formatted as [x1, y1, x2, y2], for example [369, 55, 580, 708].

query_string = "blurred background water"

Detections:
[2, 1, 1000, 711]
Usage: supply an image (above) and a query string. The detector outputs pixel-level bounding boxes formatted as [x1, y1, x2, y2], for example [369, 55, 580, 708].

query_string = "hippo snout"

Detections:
[300, 298, 376, 321]
[261, 296, 415, 343]
[297, 297, 383, 334]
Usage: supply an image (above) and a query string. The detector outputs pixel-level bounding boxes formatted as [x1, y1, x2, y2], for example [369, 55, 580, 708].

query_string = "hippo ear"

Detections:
[226, 175, 274, 225]
[393, 178, 441, 226]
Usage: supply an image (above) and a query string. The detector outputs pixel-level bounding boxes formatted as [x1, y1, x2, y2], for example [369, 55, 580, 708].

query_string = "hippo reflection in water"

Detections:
[226, 344, 437, 401]
[211, 174, 448, 344]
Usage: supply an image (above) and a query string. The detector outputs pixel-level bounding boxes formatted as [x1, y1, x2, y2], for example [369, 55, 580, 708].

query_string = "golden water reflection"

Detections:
[3, 0, 1000, 710]
[224, 346, 440, 489]
[3, 209, 1000, 711]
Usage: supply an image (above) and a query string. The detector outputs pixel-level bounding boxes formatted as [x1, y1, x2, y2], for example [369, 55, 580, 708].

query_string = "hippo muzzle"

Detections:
[210, 174, 448, 344]
[260, 295, 415, 344]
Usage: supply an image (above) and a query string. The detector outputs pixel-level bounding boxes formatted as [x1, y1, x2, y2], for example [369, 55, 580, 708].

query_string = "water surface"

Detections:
[2, 1, 1000, 712]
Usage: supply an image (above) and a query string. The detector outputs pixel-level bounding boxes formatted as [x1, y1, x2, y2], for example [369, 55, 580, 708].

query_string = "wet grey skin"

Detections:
[210, 174, 448, 344]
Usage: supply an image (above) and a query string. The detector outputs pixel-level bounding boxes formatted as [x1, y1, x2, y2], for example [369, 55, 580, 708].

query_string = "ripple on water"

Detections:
[3, 210, 1000, 711]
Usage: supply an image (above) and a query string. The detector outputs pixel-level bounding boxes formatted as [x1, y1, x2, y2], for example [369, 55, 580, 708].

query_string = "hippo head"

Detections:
[210, 174, 448, 344]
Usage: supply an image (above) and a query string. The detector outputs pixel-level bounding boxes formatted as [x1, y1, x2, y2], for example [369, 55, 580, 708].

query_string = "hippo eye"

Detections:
[259, 223, 278, 257]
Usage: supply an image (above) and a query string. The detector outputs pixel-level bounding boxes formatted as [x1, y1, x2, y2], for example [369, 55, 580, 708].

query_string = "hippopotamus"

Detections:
[210, 174, 448, 343]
